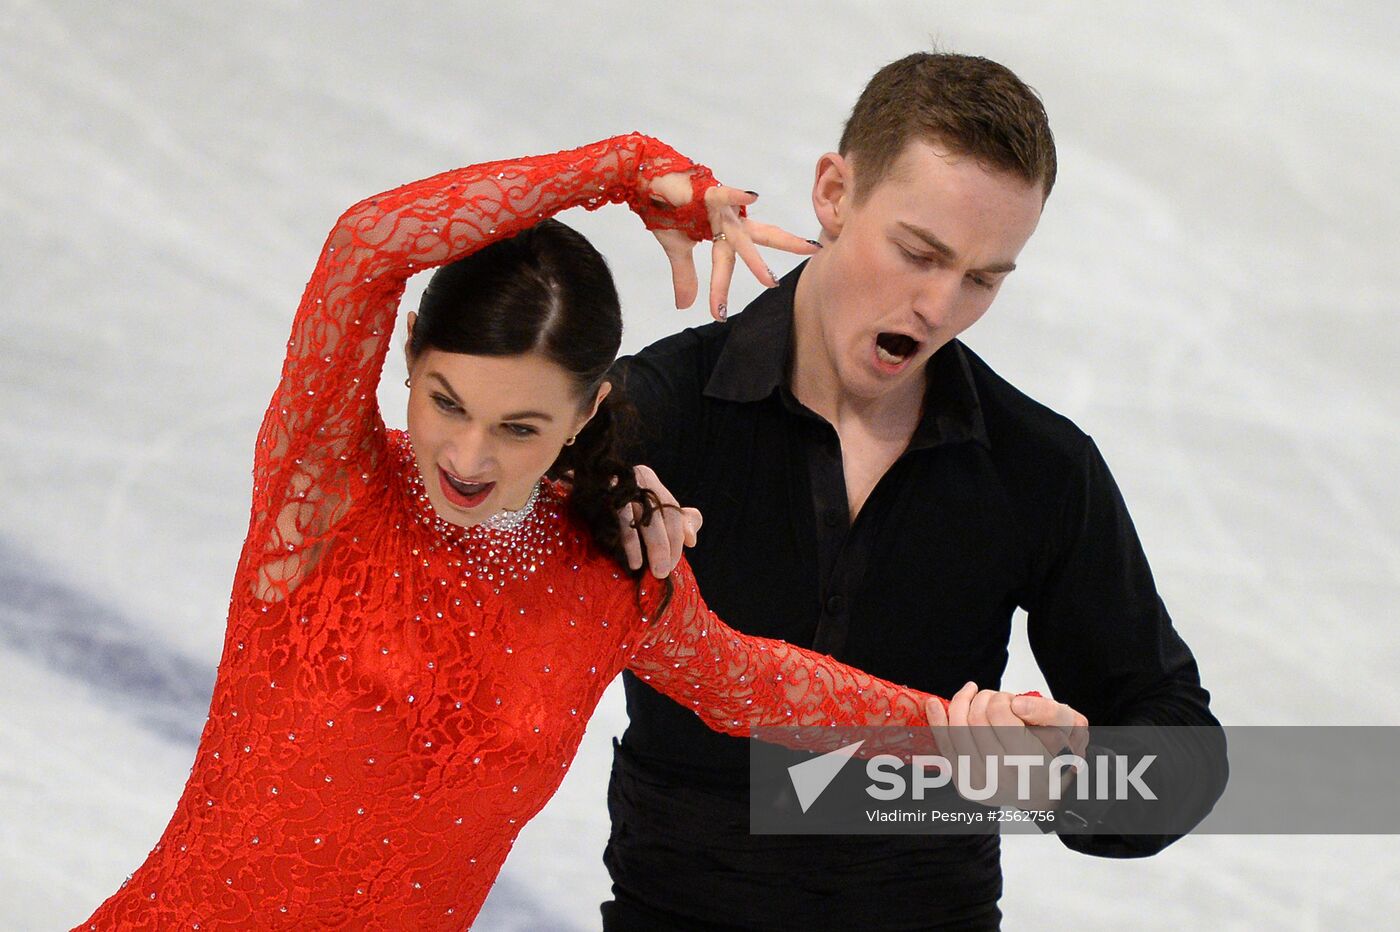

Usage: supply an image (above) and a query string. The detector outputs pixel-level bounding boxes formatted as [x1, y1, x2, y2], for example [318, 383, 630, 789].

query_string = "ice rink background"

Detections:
[2, 1, 1398, 928]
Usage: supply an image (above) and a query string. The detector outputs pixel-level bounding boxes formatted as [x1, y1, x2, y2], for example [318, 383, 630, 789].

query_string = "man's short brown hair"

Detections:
[839, 52, 1056, 201]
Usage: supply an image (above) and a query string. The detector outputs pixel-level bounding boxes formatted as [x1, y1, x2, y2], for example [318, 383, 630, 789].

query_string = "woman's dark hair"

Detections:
[410, 219, 670, 614]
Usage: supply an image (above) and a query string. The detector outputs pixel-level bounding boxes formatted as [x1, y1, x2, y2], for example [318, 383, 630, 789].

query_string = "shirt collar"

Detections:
[703, 261, 990, 451]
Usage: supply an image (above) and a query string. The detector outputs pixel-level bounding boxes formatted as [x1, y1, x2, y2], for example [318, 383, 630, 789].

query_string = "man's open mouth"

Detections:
[875, 332, 920, 366]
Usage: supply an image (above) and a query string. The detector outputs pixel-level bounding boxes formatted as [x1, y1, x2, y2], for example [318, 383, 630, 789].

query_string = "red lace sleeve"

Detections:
[625, 559, 952, 755]
[244, 134, 719, 602]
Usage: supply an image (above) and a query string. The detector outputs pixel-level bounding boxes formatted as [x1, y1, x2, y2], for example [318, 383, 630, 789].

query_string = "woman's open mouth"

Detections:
[438, 467, 495, 509]
[873, 332, 921, 374]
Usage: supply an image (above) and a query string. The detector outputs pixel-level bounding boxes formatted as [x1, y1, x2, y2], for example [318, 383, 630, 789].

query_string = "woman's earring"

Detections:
[564, 435, 576, 446]
[404, 377, 411, 388]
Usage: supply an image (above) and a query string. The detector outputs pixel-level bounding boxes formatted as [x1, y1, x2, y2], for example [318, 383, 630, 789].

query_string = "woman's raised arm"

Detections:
[245, 135, 716, 602]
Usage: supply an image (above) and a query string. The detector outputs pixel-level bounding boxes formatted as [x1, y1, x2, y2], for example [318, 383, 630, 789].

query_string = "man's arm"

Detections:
[1024, 435, 1228, 856]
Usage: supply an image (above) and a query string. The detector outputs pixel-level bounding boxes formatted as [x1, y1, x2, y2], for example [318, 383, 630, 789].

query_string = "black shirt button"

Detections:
[825, 594, 847, 614]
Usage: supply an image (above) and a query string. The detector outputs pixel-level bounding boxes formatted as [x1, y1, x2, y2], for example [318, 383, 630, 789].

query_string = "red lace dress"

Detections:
[72, 135, 944, 931]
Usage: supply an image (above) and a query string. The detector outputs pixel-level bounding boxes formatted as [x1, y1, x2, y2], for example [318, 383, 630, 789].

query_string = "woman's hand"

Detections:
[618, 464, 702, 579]
[646, 171, 821, 321]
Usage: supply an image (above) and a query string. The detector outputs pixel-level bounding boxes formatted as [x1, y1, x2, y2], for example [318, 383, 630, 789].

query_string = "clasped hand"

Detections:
[926, 683, 1091, 814]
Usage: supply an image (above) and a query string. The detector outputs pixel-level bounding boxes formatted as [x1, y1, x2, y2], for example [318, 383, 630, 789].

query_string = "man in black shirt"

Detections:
[601, 52, 1224, 930]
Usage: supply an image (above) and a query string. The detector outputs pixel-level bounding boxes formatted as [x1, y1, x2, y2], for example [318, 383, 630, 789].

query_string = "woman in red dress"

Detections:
[73, 133, 960, 930]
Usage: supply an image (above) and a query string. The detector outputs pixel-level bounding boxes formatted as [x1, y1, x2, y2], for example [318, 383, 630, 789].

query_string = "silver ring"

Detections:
[713, 231, 728, 242]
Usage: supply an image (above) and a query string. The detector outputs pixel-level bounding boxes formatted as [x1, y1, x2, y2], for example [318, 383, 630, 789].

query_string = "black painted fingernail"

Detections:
[807, 238, 823, 248]
[744, 190, 759, 196]
[717, 303, 728, 320]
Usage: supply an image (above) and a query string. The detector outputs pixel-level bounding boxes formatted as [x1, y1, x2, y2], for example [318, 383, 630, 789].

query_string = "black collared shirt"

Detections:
[602, 263, 1223, 930]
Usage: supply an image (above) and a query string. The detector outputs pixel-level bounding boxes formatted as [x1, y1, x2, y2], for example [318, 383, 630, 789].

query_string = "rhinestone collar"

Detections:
[389, 431, 567, 583]
[479, 481, 542, 533]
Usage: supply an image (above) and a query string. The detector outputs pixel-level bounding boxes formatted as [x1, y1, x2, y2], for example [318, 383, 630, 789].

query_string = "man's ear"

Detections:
[812, 152, 854, 240]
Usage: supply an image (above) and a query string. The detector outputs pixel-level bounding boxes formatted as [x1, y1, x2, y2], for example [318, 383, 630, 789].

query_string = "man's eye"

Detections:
[431, 394, 460, 413]
[504, 424, 538, 439]
[898, 245, 935, 266]
[968, 274, 994, 290]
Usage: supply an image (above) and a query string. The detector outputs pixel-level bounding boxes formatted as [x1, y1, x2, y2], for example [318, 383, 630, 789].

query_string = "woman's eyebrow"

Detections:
[426, 371, 464, 404]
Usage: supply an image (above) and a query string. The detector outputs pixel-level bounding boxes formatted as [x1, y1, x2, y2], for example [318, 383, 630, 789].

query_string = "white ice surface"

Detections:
[1, 1, 1397, 929]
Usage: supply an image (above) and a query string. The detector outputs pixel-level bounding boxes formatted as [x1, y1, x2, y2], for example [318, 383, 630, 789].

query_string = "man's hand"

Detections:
[1010, 691, 1090, 759]
[925, 684, 1091, 813]
[646, 173, 821, 320]
[618, 464, 702, 578]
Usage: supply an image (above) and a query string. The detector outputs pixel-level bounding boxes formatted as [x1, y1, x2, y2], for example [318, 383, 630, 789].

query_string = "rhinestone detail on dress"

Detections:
[392, 432, 563, 584]
[480, 481, 541, 533]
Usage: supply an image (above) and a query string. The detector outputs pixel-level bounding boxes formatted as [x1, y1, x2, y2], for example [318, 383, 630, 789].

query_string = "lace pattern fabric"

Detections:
[73, 137, 943, 931]
[628, 560, 943, 759]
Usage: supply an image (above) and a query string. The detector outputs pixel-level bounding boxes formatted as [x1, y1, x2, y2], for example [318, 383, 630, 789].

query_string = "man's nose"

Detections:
[910, 272, 962, 330]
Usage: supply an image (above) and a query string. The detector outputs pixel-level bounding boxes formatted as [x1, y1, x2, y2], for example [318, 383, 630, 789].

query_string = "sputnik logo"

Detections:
[786, 740, 866, 813]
